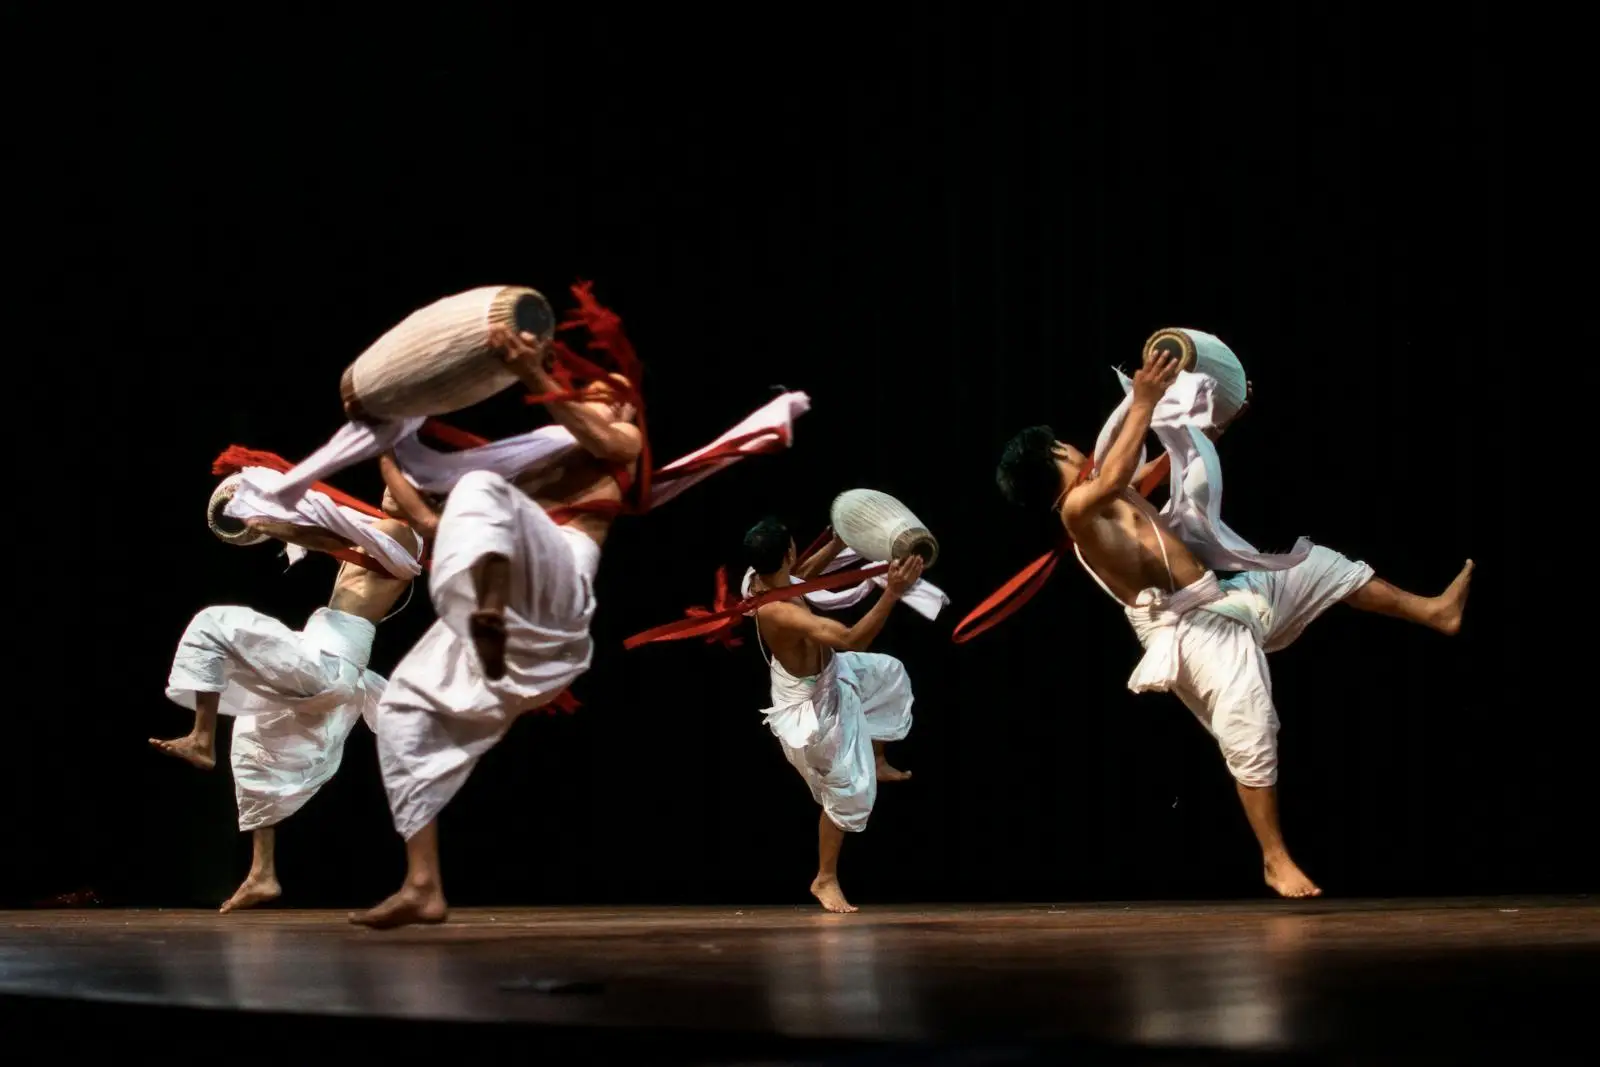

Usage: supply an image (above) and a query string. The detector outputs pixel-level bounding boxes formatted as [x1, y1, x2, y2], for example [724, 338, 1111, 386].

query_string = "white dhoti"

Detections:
[762, 651, 914, 832]
[375, 469, 599, 840]
[1124, 546, 1374, 788]
[165, 606, 383, 831]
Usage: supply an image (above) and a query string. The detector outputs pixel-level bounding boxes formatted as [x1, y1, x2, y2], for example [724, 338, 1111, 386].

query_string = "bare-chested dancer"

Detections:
[746, 520, 924, 913]
[349, 327, 642, 929]
[995, 347, 1472, 898]
[155, 493, 419, 912]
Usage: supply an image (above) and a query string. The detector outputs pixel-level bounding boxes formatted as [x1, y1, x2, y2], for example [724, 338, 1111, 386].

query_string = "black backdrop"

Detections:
[12, 3, 1570, 910]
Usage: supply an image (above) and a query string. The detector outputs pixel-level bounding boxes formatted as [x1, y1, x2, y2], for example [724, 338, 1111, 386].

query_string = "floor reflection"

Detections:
[758, 919, 926, 1039]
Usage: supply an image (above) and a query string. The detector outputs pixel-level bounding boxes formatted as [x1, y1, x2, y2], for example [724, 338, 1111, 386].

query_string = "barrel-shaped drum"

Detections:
[340, 285, 556, 421]
[830, 489, 940, 568]
[208, 475, 269, 546]
[1142, 327, 1249, 424]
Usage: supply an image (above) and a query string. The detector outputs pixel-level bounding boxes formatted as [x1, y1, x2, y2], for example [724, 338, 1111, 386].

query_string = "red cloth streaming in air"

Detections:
[621, 526, 875, 651]
[949, 453, 1172, 643]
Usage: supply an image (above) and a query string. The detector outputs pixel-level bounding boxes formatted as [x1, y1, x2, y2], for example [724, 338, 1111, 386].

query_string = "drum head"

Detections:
[1142, 329, 1197, 372]
[512, 291, 556, 340]
[208, 478, 269, 546]
[209, 496, 250, 537]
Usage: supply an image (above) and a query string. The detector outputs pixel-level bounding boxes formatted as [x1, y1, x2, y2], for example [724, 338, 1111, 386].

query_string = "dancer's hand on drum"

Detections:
[1132, 347, 1181, 406]
[884, 555, 925, 598]
[489, 325, 551, 378]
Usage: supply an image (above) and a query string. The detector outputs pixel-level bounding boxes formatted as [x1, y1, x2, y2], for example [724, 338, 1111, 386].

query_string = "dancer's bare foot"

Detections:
[1428, 560, 1474, 636]
[810, 875, 858, 914]
[1264, 855, 1323, 899]
[219, 874, 282, 914]
[148, 734, 215, 770]
[469, 610, 507, 680]
[349, 882, 449, 929]
[875, 758, 912, 783]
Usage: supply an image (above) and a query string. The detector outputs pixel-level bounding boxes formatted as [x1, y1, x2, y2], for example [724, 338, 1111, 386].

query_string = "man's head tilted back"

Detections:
[996, 426, 1090, 512]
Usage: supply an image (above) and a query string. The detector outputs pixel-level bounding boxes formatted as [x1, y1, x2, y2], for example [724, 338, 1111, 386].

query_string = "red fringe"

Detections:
[539, 689, 581, 715]
[523, 282, 655, 513]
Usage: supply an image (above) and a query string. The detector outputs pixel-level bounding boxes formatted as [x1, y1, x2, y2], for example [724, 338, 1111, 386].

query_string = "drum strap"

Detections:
[950, 453, 1171, 643]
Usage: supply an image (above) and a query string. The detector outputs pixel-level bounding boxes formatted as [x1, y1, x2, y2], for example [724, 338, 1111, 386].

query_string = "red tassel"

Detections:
[213, 445, 294, 477]
[522, 281, 655, 516]
[679, 567, 746, 649]
[544, 689, 581, 715]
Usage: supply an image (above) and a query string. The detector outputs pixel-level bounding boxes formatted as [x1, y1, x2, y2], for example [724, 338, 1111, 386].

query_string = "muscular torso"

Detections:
[519, 450, 638, 548]
[328, 518, 420, 621]
[1068, 489, 1208, 606]
[752, 591, 827, 679]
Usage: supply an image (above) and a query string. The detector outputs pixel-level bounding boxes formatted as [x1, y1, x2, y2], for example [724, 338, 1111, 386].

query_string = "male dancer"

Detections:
[350, 326, 642, 928]
[744, 519, 924, 913]
[994, 346, 1472, 897]
[155, 492, 420, 912]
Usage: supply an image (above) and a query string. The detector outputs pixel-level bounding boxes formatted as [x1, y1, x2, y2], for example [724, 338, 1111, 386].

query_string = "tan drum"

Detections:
[208, 475, 269, 546]
[830, 489, 940, 568]
[339, 285, 556, 421]
[1141, 327, 1249, 423]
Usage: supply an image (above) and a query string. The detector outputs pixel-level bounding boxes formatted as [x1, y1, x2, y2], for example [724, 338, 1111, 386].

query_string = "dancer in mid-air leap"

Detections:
[995, 341, 1472, 898]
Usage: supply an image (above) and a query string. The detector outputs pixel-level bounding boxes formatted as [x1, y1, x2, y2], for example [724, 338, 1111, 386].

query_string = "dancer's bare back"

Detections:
[244, 515, 419, 621]
[754, 597, 830, 678]
[328, 518, 419, 620]
[1065, 490, 1207, 605]
[519, 450, 636, 549]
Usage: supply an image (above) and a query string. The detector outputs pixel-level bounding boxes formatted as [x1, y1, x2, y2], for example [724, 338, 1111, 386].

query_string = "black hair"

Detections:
[996, 425, 1064, 511]
[743, 516, 793, 575]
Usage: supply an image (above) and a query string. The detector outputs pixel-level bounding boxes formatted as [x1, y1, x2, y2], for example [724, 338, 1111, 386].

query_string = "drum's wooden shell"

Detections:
[1142, 327, 1249, 423]
[208, 476, 268, 546]
[830, 489, 940, 568]
[341, 285, 555, 420]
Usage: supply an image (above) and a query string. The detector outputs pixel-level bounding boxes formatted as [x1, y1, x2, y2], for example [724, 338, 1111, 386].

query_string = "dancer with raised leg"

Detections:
[993, 339, 1471, 897]
[155, 482, 420, 912]
[744, 521, 925, 913]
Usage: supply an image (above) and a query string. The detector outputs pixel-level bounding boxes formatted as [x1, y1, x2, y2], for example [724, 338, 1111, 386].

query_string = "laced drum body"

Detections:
[339, 285, 556, 421]
[830, 489, 939, 568]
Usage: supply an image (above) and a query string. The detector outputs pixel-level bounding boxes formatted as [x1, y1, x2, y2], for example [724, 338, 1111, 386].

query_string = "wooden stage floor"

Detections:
[2, 898, 1595, 1063]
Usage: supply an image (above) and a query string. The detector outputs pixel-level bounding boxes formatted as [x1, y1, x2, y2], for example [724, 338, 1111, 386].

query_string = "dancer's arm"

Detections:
[793, 531, 848, 580]
[756, 557, 923, 652]
[378, 453, 440, 542]
[1065, 350, 1180, 519]
[491, 327, 643, 464]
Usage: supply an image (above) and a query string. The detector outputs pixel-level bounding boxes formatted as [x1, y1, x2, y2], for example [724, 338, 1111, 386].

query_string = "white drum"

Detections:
[208, 475, 269, 546]
[340, 285, 556, 421]
[1142, 327, 1249, 424]
[830, 489, 939, 568]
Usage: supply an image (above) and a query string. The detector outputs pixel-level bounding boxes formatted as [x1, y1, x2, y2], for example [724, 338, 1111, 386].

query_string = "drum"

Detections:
[1141, 327, 1249, 424]
[339, 285, 556, 421]
[208, 475, 269, 546]
[830, 489, 940, 568]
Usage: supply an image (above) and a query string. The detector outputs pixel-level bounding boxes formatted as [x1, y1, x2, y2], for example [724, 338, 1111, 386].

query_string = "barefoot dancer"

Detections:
[743, 519, 924, 913]
[994, 345, 1471, 899]
[155, 489, 420, 913]
[345, 328, 640, 929]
